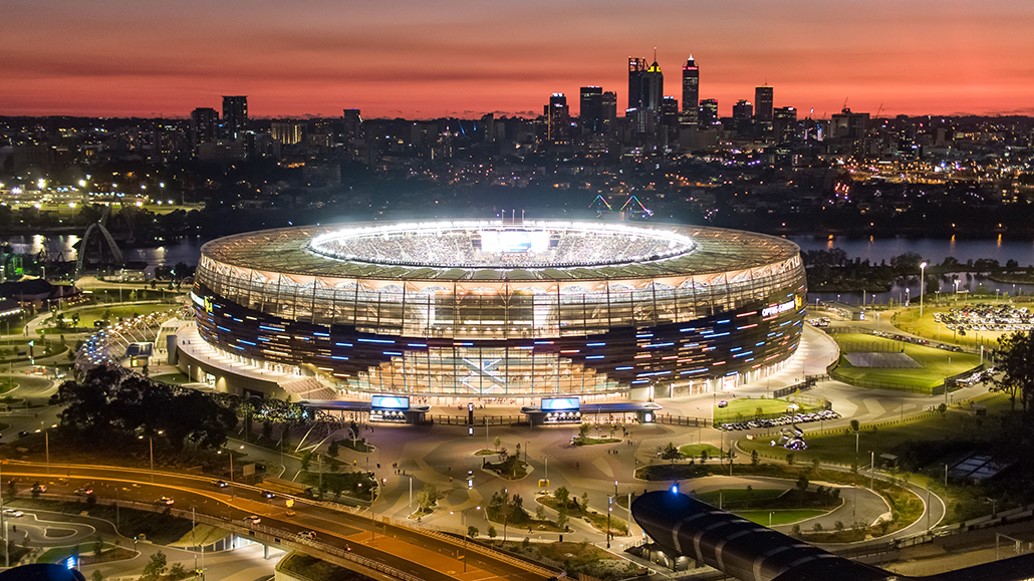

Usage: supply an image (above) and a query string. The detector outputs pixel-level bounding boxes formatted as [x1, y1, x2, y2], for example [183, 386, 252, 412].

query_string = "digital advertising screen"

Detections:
[541, 397, 580, 411]
[371, 395, 410, 410]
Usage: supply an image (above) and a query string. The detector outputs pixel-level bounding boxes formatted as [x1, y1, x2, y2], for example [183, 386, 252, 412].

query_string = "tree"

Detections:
[850, 419, 860, 433]
[92, 571, 104, 581]
[796, 474, 809, 491]
[578, 423, 591, 441]
[467, 525, 479, 539]
[750, 450, 760, 466]
[661, 442, 680, 462]
[417, 483, 439, 511]
[493, 436, 502, 451]
[554, 486, 571, 509]
[487, 525, 497, 540]
[993, 330, 1034, 412]
[142, 551, 168, 579]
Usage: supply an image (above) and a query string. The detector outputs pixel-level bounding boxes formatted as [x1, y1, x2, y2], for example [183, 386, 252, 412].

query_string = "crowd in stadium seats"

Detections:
[310, 228, 691, 268]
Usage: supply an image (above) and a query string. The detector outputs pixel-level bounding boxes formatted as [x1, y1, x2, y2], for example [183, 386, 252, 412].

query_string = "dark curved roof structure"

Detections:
[632, 490, 1034, 581]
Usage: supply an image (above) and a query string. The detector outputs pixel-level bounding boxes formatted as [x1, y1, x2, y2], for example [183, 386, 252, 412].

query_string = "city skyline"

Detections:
[3, 0, 1033, 119]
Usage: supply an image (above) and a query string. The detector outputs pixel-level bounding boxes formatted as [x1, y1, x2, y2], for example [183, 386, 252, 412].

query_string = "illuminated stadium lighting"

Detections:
[190, 220, 806, 398]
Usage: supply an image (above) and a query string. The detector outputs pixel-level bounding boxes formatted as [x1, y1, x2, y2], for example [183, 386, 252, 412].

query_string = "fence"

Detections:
[653, 414, 709, 428]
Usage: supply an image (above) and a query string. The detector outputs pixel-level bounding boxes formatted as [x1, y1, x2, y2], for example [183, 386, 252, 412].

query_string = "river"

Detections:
[6, 232, 1034, 306]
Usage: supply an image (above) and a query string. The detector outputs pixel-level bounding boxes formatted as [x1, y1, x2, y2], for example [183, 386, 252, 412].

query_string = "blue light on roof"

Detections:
[586, 342, 606, 347]
[358, 338, 395, 344]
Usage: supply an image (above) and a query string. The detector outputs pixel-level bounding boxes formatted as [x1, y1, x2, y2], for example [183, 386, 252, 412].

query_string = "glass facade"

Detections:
[192, 223, 807, 397]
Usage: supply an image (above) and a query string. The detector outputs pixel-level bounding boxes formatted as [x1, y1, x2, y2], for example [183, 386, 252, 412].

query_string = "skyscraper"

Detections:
[755, 85, 774, 123]
[580, 86, 604, 135]
[699, 99, 719, 126]
[545, 93, 571, 145]
[733, 99, 754, 135]
[627, 55, 663, 133]
[601, 91, 618, 134]
[627, 57, 647, 113]
[342, 109, 364, 141]
[190, 107, 219, 149]
[221, 96, 248, 140]
[681, 55, 699, 125]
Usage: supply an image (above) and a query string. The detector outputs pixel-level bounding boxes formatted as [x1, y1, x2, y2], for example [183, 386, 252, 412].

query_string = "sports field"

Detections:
[831, 332, 979, 392]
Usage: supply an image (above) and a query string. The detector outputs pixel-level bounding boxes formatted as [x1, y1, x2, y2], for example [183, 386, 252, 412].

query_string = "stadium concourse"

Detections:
[177, 219, 808, 408]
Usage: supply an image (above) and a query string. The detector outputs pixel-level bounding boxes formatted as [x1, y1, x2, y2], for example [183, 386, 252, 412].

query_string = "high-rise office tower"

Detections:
[733, 99, 754, 121]
[628, 57, 647, 113]
[681, 55, 699, 124]
[755, 85, 774, 123]
[628, 55, 663, 133]
[342, 109, 364, 141]
[190, 107, 219, 148]
[733, 99, 754, 135]
[544, 93, 571, 145]
[601, 91, 618, 133]
[580, 86, 604, 135]
[773, 106, 798, 142]
[661, 96, 679, 125]
[221, 96, 248, 140]
[699, 99, 719, 126]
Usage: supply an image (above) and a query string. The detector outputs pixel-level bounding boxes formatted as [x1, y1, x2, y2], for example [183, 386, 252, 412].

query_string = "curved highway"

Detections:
[0, 460, 558, 581]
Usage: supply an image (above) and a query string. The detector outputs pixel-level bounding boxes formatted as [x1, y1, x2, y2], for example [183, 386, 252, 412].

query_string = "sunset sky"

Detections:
[3, 0, 1033, 119]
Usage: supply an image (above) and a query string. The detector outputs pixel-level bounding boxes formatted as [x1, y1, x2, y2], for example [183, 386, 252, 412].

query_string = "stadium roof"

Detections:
[200, 221, 800, 283]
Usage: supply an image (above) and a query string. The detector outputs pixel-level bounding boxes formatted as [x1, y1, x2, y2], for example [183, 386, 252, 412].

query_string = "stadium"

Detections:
[185, 220, 806, 400]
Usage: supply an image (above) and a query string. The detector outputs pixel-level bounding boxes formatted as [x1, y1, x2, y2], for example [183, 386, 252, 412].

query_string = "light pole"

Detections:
[458, 506, 481, 572]
[919, 261, 928, 317]
[139, 430, 164, 483]
[606, 495, 613, 549]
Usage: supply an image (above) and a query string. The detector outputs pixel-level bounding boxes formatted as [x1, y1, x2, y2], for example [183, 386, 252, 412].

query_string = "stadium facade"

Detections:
[189, 220, 806, 398]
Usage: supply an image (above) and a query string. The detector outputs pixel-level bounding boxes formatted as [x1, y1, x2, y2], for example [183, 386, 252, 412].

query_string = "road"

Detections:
[0, 460, 556, 580]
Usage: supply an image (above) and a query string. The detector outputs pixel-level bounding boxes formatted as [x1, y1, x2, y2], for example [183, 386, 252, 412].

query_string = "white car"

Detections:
[155, 496, 175, 506]
[244, 515, 261, 525]
[2, 509, 23, 518]
[297, 530, 316, 540]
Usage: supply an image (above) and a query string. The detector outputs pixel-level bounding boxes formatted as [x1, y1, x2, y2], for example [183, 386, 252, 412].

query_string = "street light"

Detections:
[139, 430, 165, 483]
[455, 505, 481, 572]
[919, 261, 928, 317]
[606, 495, 613, 549]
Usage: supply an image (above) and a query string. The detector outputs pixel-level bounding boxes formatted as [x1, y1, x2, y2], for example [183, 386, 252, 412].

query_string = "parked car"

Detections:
[155, 496, 174, 506]
[243, 515, 261, 525]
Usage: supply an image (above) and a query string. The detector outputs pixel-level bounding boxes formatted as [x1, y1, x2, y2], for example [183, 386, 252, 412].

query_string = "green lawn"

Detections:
[696, 488, 785, 505]
[737, 509, 826, 526]
[714, 397, 824, 424]
[679, 443, 723, 459]
[831, 332, 980, 391]
[151, 372, 191, 384]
